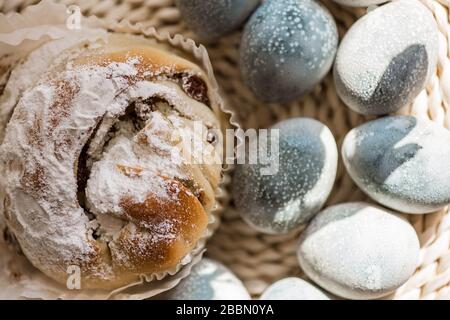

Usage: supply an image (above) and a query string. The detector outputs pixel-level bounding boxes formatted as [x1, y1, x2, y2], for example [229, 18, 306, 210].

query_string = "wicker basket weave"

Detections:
[1, 0, 449, 300]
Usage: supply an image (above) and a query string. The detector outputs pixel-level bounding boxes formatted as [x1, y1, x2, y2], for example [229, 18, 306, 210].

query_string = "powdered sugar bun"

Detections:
[0, 31, 226, 291]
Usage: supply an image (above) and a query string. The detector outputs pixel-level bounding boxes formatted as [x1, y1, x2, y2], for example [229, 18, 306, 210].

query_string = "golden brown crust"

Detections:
[0, 33, 222, 290]
[117, 177, 208, 272]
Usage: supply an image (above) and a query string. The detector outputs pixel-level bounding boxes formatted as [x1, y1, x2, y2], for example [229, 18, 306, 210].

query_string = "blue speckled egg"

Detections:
[334, 0, 439, 115]
[240, 0, 338, 103]
[332, 0, 387, 7]
[154, 258, 250, 300]
[342, 116, 450, 214]
[232, 118, 338, 234]
[176, 0, 260, 41]
[297, 202, 420, 300]
[260, 277, 330, 300]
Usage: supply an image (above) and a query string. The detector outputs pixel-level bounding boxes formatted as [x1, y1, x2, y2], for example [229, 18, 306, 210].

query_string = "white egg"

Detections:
[155, 258, 251, 300]
[260, 277, 330, 300]
[334, 0, 438, 115]
[297, 202, 420, 300]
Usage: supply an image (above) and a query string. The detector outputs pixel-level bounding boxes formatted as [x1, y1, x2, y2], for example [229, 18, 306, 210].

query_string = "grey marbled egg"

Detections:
[334, 0, 439, 115]
[297, 202, 420, 300]
[176, 0, 260, 42]
[232, 118, 338, 234]
[342, 116, 450, 214]
[240, 0, 338, 103]
[332, 0, 387, 7]
[154, 258, 250, 300]
[260, 277, 330, 300]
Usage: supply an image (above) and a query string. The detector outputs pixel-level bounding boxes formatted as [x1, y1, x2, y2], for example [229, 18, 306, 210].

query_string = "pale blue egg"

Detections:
[342, 116, 450, 214]
[332, 0, 387, 7]
[176, 0, 260, 41]
[232, 118, 337, 234]
[240, 0, 338, 102]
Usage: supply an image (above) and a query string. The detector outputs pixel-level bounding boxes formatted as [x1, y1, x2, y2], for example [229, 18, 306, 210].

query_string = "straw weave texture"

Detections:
[2, 0, 449, 300]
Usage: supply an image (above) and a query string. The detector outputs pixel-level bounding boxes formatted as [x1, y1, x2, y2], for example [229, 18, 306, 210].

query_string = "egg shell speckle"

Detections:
[342, 115, 450, 214]
[334, 0, 439, 115]
[240, 0, 338, 103]
[297, 202, 420, 300]
[260, 277, 330, 300]
[332, 0, 387, 7]
[176, 0, 260, 41]
[233, 118, 338, 234]
[154, 258, 250, 300]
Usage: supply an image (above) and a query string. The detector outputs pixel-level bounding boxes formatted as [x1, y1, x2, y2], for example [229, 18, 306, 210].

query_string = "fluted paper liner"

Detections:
[0, 0, 240, 300]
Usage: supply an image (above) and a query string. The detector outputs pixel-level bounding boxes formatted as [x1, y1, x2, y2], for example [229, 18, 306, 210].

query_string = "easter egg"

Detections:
[297, 202, 420, 300]
[334, 0, 439, 115]
[260, 277, 330, 300]
[232, 118, 338, 234]
[176, 0, 260, 41]
[332, 0, 387, 7]
[240, 0, 338, 103]
[154, 258, 250, 300]
[342, 115, 450, 214]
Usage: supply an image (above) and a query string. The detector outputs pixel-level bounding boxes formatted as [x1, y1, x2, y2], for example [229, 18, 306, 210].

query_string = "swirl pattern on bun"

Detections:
[0, 33, 223, 290]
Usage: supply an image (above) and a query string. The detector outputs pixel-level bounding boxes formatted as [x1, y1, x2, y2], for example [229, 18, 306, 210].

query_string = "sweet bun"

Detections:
[0, 33, 223, 290]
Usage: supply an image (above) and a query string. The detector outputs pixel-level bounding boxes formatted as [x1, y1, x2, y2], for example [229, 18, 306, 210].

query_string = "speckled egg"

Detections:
[232, 118, 338, 234]
[297, 202, 420, 300]
[342, 116, 450, 214]
[176, 0, 260, 41]
[240, 0, 338, 103]
[260, 277, 330, 300]
[334, 0, 439, 115]
[332, 0, 387, 7]
[154, 258, 250, 300]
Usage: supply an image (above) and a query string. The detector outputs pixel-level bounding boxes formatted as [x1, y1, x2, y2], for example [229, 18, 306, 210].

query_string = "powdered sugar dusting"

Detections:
[0, 34, 221, 287]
